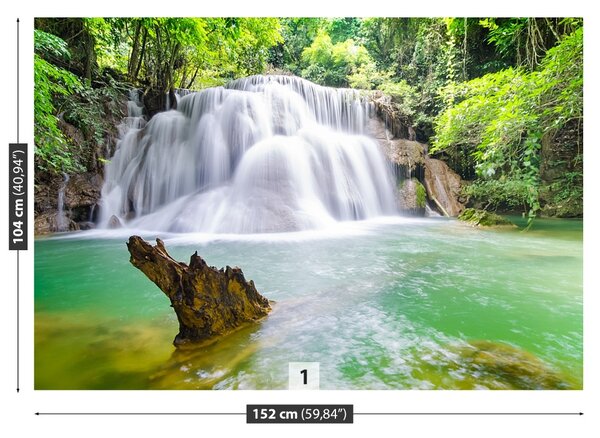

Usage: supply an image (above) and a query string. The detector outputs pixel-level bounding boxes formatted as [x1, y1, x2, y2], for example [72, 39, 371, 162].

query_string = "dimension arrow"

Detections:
[354, 412, 583, 416]
[35, 412, 583, 416]
[36, 413, 246, 416]
[17, 18, 20, 143]
[15, 17, 20, 394]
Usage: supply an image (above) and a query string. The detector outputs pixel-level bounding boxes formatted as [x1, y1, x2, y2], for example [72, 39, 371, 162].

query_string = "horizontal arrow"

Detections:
[36, 412, 245, 416]
[355, 412, 583, 416]
[36, 412, 582, 416]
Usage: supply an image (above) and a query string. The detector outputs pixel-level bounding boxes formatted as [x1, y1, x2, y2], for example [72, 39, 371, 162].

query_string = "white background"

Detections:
[0, 1, 598, 437]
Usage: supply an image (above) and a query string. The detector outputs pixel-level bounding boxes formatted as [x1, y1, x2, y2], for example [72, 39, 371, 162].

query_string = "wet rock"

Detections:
[367, 116, 426, 170]
[35, 175, 64, 217]
[423, 157, 465, 217]
[78, 221, 96, 230]
[35, 171, 103, 234]
[143, 88, 178, 117]
[127, 236, 272, 347]
[539, 120, 583, 217]
[35, 211, 79, 234]
[452, 340, 573, 390]
[367, 105, 464, 218]
[108, 215, 122, 229]
[540, 201, 583, 218]
[397, 178, 426, 216]
[369, 91, 414, 140]
[65, 172, 103, 222]
[458, 208, 516, 227]
[388, 139, 426, 169]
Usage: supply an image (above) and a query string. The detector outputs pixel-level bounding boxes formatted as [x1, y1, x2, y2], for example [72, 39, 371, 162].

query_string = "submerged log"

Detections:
[127, 236, 271, 347]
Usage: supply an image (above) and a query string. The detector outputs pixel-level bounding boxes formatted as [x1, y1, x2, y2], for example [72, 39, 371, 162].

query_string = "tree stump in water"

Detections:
[127, 236, 271, 347]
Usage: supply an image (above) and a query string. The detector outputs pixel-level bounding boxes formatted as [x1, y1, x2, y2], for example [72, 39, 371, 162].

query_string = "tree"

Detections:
[270, 18, 326, 73]
[301, 31, 371, 87]
[328, 17, 362, 43]
[480, 18, 582, 70]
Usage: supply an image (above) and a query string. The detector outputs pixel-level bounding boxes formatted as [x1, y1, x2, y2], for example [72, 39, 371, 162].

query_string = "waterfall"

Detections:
[166, 88, 192, 111]
[125, 89, 146, 127]
[56, 173, 70, 231]
[100, 75, 398, 233]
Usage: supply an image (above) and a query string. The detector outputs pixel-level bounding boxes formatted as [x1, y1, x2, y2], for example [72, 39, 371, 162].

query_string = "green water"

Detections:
[35, 217, 583, 389]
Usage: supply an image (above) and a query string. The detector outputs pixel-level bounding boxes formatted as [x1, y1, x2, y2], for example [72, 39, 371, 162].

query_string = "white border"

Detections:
[1, 1, 597, 437]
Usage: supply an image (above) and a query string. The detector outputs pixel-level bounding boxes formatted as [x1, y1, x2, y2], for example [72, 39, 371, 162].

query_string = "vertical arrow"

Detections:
[16, 17, 20, 393]
[17, 18, 20, 143]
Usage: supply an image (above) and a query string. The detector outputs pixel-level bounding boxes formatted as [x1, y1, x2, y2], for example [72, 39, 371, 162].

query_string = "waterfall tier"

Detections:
[100, 75, 397, 233]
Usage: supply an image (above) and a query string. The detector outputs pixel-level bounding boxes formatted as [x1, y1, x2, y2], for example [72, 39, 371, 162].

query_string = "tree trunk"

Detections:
[127, 236, 272, 347]
[82, 31, 95, 86]
[128, 21, 142, 81]
[186, 67, 200, 89]
[166, 42, 181, 93]
[134, 27, 147, 82]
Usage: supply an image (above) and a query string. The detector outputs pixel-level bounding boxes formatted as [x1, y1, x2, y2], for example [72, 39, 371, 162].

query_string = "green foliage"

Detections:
[415, 180, 427, 208]
[360, 18, 417, 70]
[347, 62, 383, 89]
[226, 18, 283, 77]
[34, 25, 133, 175]
[273, 18, 362, 73]
[433, 28, 582, 217]
[34, 29, 71, 60]
[549, 169, 583, 205]
[536, 27, 583, 128]
[462, 177, 532, 211]
[78, 18, 282, 92]
[377, 80, 419, 117]
[357, 18, 457, 138]
[543, 154, 583, 215]
[328, 18, 362, 44]
[34, 30, 83, 174]
[301, 32, 371, 87]
[479, 18, 526, 60]
[62, 77, 128, 167]
[480, 18, 582, 70]
[434, 68, 539, 177]
[271, 18, 326, 73]
[84, 18, 129, 73]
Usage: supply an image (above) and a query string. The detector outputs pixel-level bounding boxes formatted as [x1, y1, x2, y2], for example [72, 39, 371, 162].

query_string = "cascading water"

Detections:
[124, 89, 146, 128]
[56, 173, 70, 231]
[100, 75, 398, 233]
[165, 88, 192, 111]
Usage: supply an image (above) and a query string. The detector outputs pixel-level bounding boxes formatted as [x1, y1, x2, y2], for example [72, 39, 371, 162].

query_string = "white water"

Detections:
[100, 75, 397, 233]
[124, 89, 146, 128]
[56, 173, 70, 231]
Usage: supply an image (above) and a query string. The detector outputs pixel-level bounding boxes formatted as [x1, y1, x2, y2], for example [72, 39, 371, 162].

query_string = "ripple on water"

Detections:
[35, 219, 582, 389]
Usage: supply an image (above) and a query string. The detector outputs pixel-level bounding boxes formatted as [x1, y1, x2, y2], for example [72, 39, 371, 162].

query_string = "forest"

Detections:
[34, 17, 583, 221]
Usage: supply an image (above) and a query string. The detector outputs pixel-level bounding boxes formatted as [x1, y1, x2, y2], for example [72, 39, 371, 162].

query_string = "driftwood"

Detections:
[127, 236, 271, 346]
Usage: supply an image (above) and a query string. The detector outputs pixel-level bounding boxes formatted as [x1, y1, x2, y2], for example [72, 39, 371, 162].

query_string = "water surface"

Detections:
[35, 217, 583, 389]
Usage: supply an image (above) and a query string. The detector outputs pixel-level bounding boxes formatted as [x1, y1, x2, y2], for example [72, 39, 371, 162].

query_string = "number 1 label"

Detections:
[289, 362, 319, 390]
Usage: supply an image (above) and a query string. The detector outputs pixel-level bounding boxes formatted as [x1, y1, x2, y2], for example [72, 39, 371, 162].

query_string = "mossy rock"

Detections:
[458, 208, 516, 227]
[397, 178, 427, 214]
[415, 180, 427, 208]
[450, 340, 574, 390]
